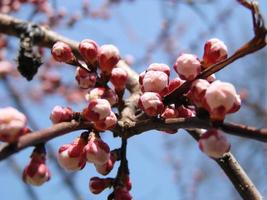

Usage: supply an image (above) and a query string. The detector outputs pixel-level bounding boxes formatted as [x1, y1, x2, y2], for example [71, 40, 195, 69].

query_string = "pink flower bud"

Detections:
[75, 67, 97, 89]
[161, 105, 179, 119]
[0, 107, 27, 143]
[94, 150, 118, 175]
[50, 106, 73, 124]
[206, 74, 216, 83]
[203, 38, 228, 67]
[147, 63, 170, 76]
[51, 41, 74, 62]
[199, 129, 230, 158]
[202, 80, 241, 121]
[85, 87, 118, 106]
[176, 106, 195, 118]
[78, 39, 99, 64]
[114, 188, 133, 200]
[187, 79, 210, 106]
[110, 67, 128, 91]
[57, 137, 87, 171]
[89, 177, 112, 194]
[173, 53, 201, 80]
[82, 99, 111, 122]
[23, 152, 51, 186]
[94, 111, 117, 131]
[142, 70, 169, 96]
[139, 71, 146, 85]
[168, 77, 185, 93]
[98, 44, 120, 74]
[84, 133, 110, 165]
[139, 92, 164, 117]
[0, 60, 13, 76]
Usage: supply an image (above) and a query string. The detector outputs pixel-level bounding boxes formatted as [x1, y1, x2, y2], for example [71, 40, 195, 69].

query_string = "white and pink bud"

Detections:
[203, 80, 241, 121]
[139, 92, 164, 117]
[142, 70, 169, 96]
[94, 112, 117, 131]
[94, 150, 118, 175]
[89, 177, 113, 194]
[0, 107, 27, 143]
[57, 136, 87, 171]
[0, 60, 13, 76]
[206, 74, 216, 83]
[82, 99, 111, 122]
[75, 67, 97, 89]
[98, 44, 120, 74]
[84, 133, 110, 165]
[110, 67, 128, 92]
[161, 105, 179, 119]
[173, 53, 201, 80]
[203, 38, 228, 67]
[176, 106, 195, 118]
[50, 106, 73, 124]
[85, 87, 118, 106]
[187, 79, 210, 106]
[199, 129, 230, 158]
[168, 77, 185, 93]
[147, 63, 170, 76]
[114, 187, 133, 200]
[139, 71, 146, 85]
[78, 39, 99, 64]
[23, 152, 51, 186]
[51, 41, 74, 63]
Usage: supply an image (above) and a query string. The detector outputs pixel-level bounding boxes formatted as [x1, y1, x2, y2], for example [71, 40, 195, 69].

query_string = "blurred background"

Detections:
[0, 0, 267, 199]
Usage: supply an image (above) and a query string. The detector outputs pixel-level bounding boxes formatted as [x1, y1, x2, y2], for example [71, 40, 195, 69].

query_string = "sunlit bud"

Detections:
[176, 105, 195, 118]
[187, 79, 210, 106]
[98, 44, 120, 74]
[203, 80, 241, 121]
[0, 107, 27, 143]
[57, 137, 87, 171]
[199, 129, 230, 158]
[173, 53, 201, 80]
[51, 41, 74, 62]
[110, 67, 128, 92]
[85, 87, 118, 106]
[79, 39, 99, 64]
[203, 38, 228, 67]
[94, 150, 118, 175]
[50, 106, 73, 124]
[142, 70, 169, 95]
[114, 187, 133, 200]
[168, 77, 185, 93]
[94, 112, 117, 131]
[83, 99, 111, 122]
[147, 63, 170, 76]
[206, 74, 216, 83]
[84, 133, 110, 165]
[139, 71, 146, 85]
[161, 105, 179, 119]
[89, 177, 113, 194]
[22, 152, 51, 186]
[139, 92, 164, 117]
[75, 67, 97, 89]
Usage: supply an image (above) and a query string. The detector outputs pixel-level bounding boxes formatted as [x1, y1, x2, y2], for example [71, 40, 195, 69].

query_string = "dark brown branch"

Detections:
[187, 129, 263, 200]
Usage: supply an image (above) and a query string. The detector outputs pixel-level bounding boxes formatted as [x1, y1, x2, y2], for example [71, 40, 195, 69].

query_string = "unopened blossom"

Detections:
[142, 70, 169, 95]
[199, 129, 230, 158]
[206, 74, 216, 83]
[51, 41, 74, 62]
[89, 177, 112, 194]
[78, 39, 99, 64]
[57, 136, 87, 171]
[168, 77, 185, 93]
[94, 111, 117, 131]
[187, 79, 210, 106]
[147, 63, 170, 76]
[82, 99, 111, 122]
[173, 53, 201, 80]
[75, 67, 97, 89]
[50, 106, 73, 124]
[203, 38, 228, 67]
[94, 150, 118, 175]
[139, 71, 146, 85]
[84, 133, 110, 165]
[0, 60, 13, 76]
[23, 152, 51, 186]
[114, 187, 133, 200]
[85, 87, 118, 106]
[139, 92, 164, 117]
[110, 67, 128, 91]
[203, 80, 241, 121]
[161, 105, 179, 119]
[176, 106, 195, 118]
[98, 44, 120, 74]
[0, 107, 27, 143]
